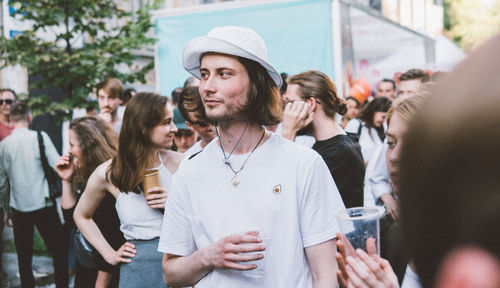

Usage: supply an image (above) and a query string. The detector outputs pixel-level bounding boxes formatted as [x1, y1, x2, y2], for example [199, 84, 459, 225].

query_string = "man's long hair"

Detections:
[235, 57, 283, 126]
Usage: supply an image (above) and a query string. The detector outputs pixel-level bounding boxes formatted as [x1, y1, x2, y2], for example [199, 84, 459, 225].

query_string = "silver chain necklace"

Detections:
[215, 124, 266, 187]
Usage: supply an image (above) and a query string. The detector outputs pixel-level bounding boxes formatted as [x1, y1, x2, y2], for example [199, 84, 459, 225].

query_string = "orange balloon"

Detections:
[349, 79, 372, 104]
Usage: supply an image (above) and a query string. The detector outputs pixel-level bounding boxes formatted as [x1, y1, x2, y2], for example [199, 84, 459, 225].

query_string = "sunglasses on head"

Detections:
[0, 99, 14, 105]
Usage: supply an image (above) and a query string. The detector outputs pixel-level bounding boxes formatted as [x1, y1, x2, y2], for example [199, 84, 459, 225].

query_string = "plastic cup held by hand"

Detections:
[335, 207, 383, 258]
[143, 169, 160, 197]
[241, 233, 272, 278]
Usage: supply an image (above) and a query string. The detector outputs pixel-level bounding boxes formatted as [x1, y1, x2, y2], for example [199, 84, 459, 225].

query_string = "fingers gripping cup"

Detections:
[241, 233, 272, 278]
[335, 207, 383, 258]
[143, 169, 161, 197]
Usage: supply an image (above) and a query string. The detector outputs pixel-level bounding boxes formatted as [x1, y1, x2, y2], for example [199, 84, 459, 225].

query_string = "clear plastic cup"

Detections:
[240, 233, 272, 278]
[335, 207, 384, 258]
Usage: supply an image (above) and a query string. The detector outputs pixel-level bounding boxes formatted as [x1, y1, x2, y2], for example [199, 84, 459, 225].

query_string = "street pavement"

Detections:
[2, 226, 74, 288]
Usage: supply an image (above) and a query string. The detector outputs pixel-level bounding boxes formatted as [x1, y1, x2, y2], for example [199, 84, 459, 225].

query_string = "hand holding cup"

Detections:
[143, 169, 166, 208]
[145, 186, 168, 209]
[204, 231, 266, 271]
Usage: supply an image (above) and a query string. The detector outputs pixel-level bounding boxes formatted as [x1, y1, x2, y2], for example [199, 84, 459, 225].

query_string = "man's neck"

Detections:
[110, 111, 121, 126]
[200, 137, 213, 149]
[13, 121, 29, 129]
[312, 115, 345, 141]
[217, 121, 266, 155]
[0, 114, 11, 125]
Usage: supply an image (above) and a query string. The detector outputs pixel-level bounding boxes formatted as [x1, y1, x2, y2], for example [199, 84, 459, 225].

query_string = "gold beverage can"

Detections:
[143, 169, 160, 197]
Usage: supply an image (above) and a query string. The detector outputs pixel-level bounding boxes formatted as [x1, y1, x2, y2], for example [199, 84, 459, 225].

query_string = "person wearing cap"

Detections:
[173, 108, 198, 153]
[158, 26, 345, 287]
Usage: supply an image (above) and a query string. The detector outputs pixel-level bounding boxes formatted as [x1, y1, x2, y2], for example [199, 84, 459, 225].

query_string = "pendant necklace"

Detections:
[216, 124, 266, 188]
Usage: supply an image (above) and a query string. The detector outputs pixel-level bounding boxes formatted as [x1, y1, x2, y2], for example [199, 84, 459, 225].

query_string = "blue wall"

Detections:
[156, 0, 333, 96]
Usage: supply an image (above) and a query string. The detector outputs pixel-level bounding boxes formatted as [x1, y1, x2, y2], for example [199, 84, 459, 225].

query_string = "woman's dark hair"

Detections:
[236, 57, 283, 126]
[288, 70, 347, 118]
[358, 97, 392, 140]
[107, 92, 168, 193]
[70, 116, 117, 185]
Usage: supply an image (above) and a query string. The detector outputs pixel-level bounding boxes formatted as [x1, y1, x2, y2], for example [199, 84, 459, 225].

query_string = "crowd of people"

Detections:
[0, 25, 499, 288]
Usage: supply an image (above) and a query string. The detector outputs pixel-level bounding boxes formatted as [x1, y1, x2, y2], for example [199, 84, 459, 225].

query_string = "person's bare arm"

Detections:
[162, 231, 264, 287]
[305, 239, 339, 288]
[73, 161, 137, 265]
[95, 270, 114, 288]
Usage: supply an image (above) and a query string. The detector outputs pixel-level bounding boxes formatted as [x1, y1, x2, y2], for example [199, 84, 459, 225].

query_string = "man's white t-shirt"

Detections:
[274, 123, 316, 148]
[158, 133, 345, 287]
[184, 140, 203, 158]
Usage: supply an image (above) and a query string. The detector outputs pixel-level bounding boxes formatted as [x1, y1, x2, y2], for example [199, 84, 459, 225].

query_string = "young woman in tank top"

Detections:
[73, 92, 184, 287]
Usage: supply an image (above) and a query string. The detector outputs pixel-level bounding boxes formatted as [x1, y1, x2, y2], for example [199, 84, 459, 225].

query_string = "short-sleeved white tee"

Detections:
[158, 133, 346, 287]
[184, 140, 203, 158]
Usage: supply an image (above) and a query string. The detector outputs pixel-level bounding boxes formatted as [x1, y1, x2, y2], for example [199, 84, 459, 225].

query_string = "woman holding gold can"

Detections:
[74, 92, 184, 287]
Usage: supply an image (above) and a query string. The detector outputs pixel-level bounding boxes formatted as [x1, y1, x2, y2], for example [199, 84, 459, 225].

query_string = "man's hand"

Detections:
[3, 213, 12, 227]
[99, 112, 112, 123]
[202, 231, 265, 271]
[282, 101, 314, 141]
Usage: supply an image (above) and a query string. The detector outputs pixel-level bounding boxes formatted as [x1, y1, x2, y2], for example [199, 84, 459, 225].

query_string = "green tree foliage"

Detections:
[443, 0, 500, 52]
[0, 0, 158, 117]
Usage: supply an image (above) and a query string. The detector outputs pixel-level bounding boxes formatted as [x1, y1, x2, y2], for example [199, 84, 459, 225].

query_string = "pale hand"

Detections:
[380, 193, 399, 222]
[282, 101, 314, 140]
[345, 249, 399, 288]
[100, 112, 112, 123]
[105, 242, 137, 265]
[203, 231, 265, 271]
[55, 154, 75, 181]
[145, 187, 168, 209]
[337, 233, 379, 288]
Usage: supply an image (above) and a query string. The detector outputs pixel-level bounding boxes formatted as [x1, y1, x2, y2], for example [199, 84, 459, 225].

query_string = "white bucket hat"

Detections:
[182, 26, 282, 88]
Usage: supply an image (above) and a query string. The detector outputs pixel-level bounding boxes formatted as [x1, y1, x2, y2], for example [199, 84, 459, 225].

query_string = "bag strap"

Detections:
[357, 119, 363, 137]
[37, 131, 55, 186]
